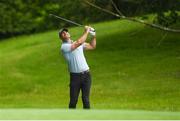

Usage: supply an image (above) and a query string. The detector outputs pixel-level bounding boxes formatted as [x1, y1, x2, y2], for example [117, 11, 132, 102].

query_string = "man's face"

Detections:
[61, 31, 70, 41]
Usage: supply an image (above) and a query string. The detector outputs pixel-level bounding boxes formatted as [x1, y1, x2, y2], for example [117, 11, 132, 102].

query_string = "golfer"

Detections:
[59, 26, 96, 109]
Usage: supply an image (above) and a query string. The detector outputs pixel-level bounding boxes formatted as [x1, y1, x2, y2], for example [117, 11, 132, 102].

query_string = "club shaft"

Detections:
[50, 14, 83, 27]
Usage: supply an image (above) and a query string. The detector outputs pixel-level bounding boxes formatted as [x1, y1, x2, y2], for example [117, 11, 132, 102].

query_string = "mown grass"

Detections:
[0, 19, 180, 111]
[0, 109, 180, 120]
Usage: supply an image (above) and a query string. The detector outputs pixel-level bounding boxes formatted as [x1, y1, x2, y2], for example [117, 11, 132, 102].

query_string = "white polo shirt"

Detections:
[61, 41, 89, 73]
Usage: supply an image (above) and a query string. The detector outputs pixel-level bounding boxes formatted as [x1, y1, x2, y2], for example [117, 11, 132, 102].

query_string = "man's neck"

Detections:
[63, 38, 72, 43]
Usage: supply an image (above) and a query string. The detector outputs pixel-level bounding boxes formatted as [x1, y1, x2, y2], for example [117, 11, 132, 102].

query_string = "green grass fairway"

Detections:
[0, 109, 180, 120]
[0, 19, 180, 112]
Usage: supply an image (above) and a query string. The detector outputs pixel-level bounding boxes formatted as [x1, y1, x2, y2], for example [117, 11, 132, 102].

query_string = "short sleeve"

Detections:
[82, 43, 86, 49]
[61, 43, 72, 53]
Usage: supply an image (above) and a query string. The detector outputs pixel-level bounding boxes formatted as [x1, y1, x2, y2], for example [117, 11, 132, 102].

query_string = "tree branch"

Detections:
[110, 0, 125, 18]
[84, 1, 180, 33]
[85, 1, 120, 18]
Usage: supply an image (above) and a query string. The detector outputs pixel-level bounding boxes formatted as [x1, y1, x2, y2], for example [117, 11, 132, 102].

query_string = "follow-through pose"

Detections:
[59, 26, 96, 109]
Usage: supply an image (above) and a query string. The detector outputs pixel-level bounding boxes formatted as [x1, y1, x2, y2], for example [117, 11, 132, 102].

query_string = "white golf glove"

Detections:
[89, 27, 96, 36]
[90, 27, 95, 32]
[89, 31, 96, 36]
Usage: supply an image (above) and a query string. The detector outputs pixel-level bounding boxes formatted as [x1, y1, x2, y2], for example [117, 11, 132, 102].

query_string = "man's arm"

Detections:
[84, 30, 96, 50]
[84, 36, 96, 50]
[71, 26, 90, 51]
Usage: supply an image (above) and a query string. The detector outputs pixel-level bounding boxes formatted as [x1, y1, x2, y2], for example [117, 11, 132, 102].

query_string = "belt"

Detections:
[70, 70, 89, 75]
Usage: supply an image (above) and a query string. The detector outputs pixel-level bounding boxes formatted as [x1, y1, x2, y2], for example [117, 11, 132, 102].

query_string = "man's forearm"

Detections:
[71, 26, 91, 51]
[77, 31, 89, 44]
[71, 31, 89, 51]
[90, 36, 96, 49]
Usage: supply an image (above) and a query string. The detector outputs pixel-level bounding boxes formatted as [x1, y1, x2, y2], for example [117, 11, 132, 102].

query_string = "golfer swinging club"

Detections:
[59, 26, 96, 109]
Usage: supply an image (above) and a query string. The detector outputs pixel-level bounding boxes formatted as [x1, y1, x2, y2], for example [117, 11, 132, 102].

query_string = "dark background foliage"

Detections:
[0, 0, 179, 39]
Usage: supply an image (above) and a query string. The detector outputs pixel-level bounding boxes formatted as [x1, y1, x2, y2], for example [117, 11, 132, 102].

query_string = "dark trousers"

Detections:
[69, 71, 91, 109]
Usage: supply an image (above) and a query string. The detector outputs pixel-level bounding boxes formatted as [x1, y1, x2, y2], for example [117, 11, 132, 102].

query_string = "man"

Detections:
[59, 26, 96, 109]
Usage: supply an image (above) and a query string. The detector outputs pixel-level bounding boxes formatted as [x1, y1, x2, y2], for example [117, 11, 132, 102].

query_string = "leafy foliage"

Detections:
[153, 11, 179, 27]
[0, 0, 179, 39]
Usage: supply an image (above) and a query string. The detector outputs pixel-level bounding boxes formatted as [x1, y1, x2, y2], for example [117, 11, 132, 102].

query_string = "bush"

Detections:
[0, 0, 114, 39]
[153, 10, 179, 27]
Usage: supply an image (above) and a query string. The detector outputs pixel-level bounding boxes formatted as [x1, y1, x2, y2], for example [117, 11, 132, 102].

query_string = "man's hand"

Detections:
[89, 31, 96, 36]
[85, 26, 91, 33]
[87, 27, 96, 36]
[90, 27, 95, 32]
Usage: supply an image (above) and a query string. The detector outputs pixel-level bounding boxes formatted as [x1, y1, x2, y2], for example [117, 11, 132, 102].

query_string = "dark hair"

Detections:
[59, 28, 68, 39]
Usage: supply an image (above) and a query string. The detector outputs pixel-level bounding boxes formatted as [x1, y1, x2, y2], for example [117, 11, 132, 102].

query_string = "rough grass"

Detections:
[0, 19, 180, 111]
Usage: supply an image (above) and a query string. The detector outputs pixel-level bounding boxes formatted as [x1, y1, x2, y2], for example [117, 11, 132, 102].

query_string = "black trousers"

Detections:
[69, 71, 91, 109]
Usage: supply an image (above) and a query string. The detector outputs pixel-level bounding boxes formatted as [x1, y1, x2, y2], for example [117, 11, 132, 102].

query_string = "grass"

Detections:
[0, 19, 180, 113]
[0, 109, 180, 120]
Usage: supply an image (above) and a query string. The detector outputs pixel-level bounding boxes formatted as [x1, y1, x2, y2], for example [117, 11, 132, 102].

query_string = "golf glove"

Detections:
[89, 27, 96, 36]
[90, 27, 95, 32]
[89, 31, 96, 36]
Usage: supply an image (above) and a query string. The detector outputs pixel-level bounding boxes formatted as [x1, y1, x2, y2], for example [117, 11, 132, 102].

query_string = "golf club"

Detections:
[49, 13, 95, 32]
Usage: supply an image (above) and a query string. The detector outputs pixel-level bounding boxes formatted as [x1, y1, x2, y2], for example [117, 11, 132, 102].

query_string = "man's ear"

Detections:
[62, 32, 66, 37]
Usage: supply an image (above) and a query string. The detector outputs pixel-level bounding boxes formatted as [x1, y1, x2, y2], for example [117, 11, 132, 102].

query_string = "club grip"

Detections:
[90, 28, 95, 32]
